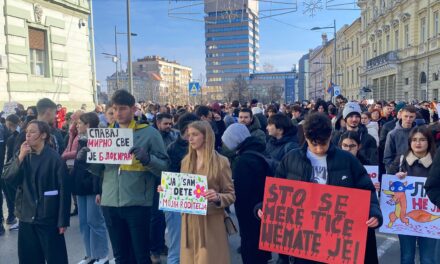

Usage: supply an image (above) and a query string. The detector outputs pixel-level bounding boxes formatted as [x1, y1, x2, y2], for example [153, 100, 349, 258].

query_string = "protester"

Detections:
[221, 123, 271, 264]
[384, 106, 418, 172]
[179, 121, 235, 264]
[426, 149, 440, 207]
[388, 126, 438, 264]
[95, 90, 169, 264]
[262, 113, 382, 264]
[266, 113, 299, 161]
[361, 111, 379, 146]
[2, 120, 70, 264]
[238, 108, 266, 144]
[155, 113, 179, 147]
[331, 102, 378, 164]
[72, 112, 109, 264]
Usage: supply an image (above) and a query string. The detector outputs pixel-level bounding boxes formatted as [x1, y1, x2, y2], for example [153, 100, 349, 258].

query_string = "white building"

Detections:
[0, 0, 96, 110]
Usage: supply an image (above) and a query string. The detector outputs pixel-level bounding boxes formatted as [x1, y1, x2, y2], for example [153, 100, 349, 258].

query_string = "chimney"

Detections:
[321, 33, 328, 45]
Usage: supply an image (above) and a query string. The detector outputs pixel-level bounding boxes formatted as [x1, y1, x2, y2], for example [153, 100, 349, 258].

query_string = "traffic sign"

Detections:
[189, 82, 200, 96]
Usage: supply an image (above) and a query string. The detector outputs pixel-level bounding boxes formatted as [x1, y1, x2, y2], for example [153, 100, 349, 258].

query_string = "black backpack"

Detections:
[242, 150, 278, 177]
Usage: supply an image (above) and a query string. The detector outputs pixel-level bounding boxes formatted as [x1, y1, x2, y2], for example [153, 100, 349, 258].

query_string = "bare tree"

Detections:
[262, 62, 277, 73]
[267, 84, 283, 103]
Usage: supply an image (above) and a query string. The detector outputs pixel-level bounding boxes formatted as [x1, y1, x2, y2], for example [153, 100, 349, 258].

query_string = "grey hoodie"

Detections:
[383, 120, 415, 172]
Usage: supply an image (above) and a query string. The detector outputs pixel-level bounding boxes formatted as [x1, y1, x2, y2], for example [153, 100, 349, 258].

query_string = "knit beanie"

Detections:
[221, 123, 251, 150]
[342, 102, 362, 119]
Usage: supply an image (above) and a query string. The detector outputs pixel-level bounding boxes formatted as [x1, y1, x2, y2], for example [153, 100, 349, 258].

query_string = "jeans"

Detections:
[102, 206, 152, 264]
[149, 185, 166, 255]
[77, 195, 109, 259]
[164, 212, 181, 264]
[398, 234, 438, 264]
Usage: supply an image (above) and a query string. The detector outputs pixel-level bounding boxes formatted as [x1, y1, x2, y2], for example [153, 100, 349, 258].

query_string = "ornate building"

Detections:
[0, 0, 96, 109]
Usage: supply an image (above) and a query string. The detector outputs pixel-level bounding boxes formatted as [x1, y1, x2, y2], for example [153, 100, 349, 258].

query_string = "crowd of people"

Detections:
[0, 91, 440, 264]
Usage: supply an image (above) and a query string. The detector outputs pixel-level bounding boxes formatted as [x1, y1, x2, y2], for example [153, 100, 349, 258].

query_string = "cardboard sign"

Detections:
[159, 172, 208, 215]
[259, 177, 370, 264]
[86, 128, 133, 165]
[2, 101, 18, 118]
[365, 165, 380, 195]
[379, 174, 440, 239]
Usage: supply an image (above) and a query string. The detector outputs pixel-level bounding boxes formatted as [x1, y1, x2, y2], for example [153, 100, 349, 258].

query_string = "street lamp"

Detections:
[311, 19, 337, 101]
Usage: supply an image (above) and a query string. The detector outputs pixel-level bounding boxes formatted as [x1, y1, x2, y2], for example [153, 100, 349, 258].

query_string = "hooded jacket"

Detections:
[247, 116, 266, 144]
[366, 121, 379, 147]
[383, 120, 416, 172]
[276, 144, 383, 224]
[331, 124, 378, 164]
[265, 128, 299, 161]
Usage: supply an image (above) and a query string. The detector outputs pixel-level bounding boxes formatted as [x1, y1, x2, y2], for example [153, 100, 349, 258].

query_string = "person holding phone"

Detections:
[2, 120, 71, 264]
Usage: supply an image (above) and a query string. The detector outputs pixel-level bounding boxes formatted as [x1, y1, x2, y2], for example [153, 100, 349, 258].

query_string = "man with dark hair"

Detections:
[331, 102, 378, 164]
[271, 113, 383, 264]
[155, 113, 178, 147]
[239, 108, 266, 144]
[266, 113, 299, 161]
[384, 105, 418, 172]
[96, 89, 169, 264]
[14, 98, 65, 155]
[291, 105, 303, 125]
[194, 105, 212, 121]
[163, 113, 199, 264]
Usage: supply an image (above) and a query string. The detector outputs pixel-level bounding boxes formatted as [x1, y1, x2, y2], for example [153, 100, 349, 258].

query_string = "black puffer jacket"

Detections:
[276, 144, 383, 225]
[71, 138, 101, 196]
[2, 145, 71, 227]
[331, 124, 378, 164]
[167, 136, 188, 173]
[266, 128, 299, 161]
[425, 149, 440, 207]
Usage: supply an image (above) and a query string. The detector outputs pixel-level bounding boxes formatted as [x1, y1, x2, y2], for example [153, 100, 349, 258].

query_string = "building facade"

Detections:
[249, 70, 296, 104]
[298, 53, 309, 101]
[133, 56, 192, 105]
[0, 0, 95, 109]
[308, 34, 330, 100]
[204, 0, 259, 101]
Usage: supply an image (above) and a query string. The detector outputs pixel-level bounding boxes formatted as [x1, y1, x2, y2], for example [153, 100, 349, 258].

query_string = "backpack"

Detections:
[242, 150, 278, 177]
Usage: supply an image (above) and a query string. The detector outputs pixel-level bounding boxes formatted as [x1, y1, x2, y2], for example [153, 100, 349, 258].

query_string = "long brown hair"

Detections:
[181, 121, 221, 177]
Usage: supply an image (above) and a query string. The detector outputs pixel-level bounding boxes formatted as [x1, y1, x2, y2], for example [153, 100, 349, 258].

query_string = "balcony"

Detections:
[366, 51, 399, 70]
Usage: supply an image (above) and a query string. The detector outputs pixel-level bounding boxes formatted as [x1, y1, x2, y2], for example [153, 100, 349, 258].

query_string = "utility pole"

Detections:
[114, 26, 119, 89]
[127, 0, 133, 95]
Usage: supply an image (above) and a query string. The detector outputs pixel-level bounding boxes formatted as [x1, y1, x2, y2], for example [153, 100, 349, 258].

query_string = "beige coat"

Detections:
[180, 155, 236, 264]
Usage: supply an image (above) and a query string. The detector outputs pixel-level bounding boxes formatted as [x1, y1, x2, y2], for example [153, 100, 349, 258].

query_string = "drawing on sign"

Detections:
[159, 172, 208, 215]
[379, 175, 440, 239]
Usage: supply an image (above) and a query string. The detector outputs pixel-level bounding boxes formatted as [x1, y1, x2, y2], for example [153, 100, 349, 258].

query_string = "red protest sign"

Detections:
[259, 177, 371, 264]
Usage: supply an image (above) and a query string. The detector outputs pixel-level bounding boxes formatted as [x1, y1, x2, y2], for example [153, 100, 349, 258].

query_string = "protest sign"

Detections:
[86, 128, 133, 165]
[2, 101, 18, 118]
[365, 165, 380, 195]
[159, 172, 208, 215]
[259, 177, 370, 264]
[379, 174, 440, 239]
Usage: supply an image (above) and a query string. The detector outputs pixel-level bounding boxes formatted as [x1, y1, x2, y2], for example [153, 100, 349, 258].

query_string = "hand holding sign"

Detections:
[76, 147, 90, 161]
[129, 147, 150, 165]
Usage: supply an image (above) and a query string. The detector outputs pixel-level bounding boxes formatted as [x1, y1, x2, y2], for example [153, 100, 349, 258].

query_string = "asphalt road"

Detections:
[0, 204, 415, 264]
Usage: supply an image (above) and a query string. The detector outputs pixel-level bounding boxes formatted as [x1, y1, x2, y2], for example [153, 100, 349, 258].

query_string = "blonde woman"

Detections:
[180, 121, 235, 264]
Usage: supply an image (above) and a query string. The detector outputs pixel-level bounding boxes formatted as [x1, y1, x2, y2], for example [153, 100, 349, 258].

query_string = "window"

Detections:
[386, 35, 390, 51]
[405, 24, 410, 47]
[433, 73, 439, 81]
[351, 41, 354, 56]
[394, 30, 399, 50]
[433, 89, 439, 100]
[420, 72, 427, 84]
[28, 28, 47, 76]
[378, 39, 382, 54]
[435, 11, 439, 36]
[421, 17, 427, 42]
[405, 78, 409, 85]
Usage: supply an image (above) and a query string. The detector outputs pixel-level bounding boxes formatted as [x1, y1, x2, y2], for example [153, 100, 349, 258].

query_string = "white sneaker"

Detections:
[78, 257, 93, 264]
[9, 222, 19, 231]
[94, 257, 109, 264]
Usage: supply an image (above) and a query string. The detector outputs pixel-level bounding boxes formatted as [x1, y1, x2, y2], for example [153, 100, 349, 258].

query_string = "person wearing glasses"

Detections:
[388, 126, 438, 264]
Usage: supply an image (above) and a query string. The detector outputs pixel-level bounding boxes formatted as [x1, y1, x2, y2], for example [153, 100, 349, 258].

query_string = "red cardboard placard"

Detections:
[259, 177, 371, 264]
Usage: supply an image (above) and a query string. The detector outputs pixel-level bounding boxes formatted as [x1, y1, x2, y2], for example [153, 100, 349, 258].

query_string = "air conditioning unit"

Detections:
[0, 55, 6, 69]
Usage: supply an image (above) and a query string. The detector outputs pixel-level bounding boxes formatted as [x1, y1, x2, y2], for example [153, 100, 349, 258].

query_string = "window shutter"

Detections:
[29, 28, 45, 50]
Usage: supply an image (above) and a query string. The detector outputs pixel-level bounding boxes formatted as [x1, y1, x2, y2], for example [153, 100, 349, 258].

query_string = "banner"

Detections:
[259, 177, 370, 264]
[159, 172, 208, 215]
[379, 174, 440, 239]
[2, 101, 18, 118]
[365, 166, 380, 195]
[86, 128, 133, 165]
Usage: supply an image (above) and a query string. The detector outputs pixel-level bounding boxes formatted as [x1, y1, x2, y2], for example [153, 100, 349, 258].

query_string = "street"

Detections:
[0, 204, 407, 264]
